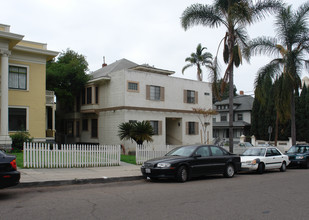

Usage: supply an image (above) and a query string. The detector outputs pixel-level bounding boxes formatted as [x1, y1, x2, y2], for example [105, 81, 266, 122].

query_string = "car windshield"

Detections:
[243, 148, 266, 156]
[166, 146, 196, 157]
[287, 146, 309, 154]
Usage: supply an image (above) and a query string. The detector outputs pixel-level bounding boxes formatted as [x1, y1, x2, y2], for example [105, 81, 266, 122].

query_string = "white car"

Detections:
[241, 146, 290, 174]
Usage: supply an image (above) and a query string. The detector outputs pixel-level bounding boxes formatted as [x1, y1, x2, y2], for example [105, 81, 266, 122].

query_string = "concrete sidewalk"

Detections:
[17, 162, 143, 188]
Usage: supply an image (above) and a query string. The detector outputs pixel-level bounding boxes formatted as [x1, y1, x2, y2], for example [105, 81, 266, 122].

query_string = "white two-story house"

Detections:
[213, 93, 254, 143]
[64, 58, 213, 153]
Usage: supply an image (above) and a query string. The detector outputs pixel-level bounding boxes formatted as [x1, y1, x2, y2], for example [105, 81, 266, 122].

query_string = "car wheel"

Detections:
[257, 163, 265, 174]
[224, 163, 235, 178]
[176, 166, 188, 182]
[280, 161, 286, 172]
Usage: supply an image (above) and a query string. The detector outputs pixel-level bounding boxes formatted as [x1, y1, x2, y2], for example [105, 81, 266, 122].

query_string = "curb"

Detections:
[14, 176, 144, 188]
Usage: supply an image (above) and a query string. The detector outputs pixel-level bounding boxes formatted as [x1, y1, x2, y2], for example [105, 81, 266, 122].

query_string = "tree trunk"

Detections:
[291, 89, 296, 145]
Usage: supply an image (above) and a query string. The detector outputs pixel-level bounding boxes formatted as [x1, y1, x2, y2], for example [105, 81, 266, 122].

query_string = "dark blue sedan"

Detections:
[0, 150, 20, 189]
[286, 145, 309, 168]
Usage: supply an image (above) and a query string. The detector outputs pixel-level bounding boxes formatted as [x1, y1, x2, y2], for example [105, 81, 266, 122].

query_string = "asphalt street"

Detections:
[1, 168, 308, 220]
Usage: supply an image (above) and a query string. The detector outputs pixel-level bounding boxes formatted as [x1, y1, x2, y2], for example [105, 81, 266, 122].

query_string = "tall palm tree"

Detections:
[182, 43, 213, 81]
[244, 3, 309, 145]
[181, 0, 282, 152]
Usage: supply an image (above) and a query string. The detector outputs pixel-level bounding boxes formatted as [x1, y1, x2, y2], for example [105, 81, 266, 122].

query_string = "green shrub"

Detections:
[10, 131, 33, 152]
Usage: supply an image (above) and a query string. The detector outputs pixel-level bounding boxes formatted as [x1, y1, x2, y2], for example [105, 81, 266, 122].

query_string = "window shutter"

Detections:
[195, 91, 198, 104]
[160, 87, 165, 101]
[146, 85, 150, 100]
[186, 122, 189, 134]
[184, 90, 187, 103]
[195, 122, 199, 135]
[158, 121, 162, 135]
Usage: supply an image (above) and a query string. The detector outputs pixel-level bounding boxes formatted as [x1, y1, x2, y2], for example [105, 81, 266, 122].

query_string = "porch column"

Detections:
[0, 49, 11, 144]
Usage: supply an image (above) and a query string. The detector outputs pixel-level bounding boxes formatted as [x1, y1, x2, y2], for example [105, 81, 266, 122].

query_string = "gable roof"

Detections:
[214, 95, 254, 111]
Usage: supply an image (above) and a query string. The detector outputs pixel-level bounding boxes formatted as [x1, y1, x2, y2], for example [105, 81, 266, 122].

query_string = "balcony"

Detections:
[46, 90, 55, 105]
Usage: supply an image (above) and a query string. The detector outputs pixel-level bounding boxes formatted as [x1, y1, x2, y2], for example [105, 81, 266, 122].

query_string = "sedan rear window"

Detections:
[243, 148, 266, 156]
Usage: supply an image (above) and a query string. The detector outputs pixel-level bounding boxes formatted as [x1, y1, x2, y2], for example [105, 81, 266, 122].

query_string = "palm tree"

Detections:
[118, 121, 154, 145]
[244, 3, 309, 145]
[182, 43, 213, 81]
[181, 0, 282, 152]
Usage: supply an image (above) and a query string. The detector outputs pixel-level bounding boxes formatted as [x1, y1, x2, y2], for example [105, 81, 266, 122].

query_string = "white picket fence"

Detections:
[23, 143, 121, 168]
[136, 144, 179, 165]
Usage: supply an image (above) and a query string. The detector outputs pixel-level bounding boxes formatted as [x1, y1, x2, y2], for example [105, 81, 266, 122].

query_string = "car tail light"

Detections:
[10, 159, 17, 170]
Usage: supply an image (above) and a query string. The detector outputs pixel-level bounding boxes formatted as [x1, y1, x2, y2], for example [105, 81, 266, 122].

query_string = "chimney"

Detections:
[102, 56, 107, 68]
[239, 90, 244, 95]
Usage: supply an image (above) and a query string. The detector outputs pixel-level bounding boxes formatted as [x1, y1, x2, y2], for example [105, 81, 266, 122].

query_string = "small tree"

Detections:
[10, 131, 33, 152]
[118, 121, 154, 145]
[192, 108, 217, 144]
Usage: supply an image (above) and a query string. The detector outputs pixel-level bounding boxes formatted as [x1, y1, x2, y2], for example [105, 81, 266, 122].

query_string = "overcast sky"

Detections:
[1, 0, 307, 95]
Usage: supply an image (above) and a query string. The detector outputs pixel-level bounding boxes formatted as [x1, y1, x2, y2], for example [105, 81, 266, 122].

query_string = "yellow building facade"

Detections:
[0, 24, 58, 147]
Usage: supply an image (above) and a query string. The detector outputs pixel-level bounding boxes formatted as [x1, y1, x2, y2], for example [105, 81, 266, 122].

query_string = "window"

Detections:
[187, 90, 195, 103]
[82, 119, 88, 131]
[9, 108, 27, 131]
[87, 87, 92, 104]
[213, 117, 216, 123]
[9, 65, 27, 90]
[237, 114, 243, 121]
[184, 90, 198, 104]
[221, 114, 227, 122]
[187, 122, 198, 135]
[195, 146, 210, 157]
[150, 121, 159, 135]
[91, 119, 98, 138]
[146, 85, 164, 101]
[95, 87, 99, 104]
[210, 146, 227, 156]
[150, 86, 160, 100]
[128, 81, 139, 92]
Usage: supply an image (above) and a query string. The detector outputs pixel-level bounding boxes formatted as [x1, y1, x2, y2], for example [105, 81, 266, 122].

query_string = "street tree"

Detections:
[181, 0, 282, 152]
[244, 2, 309, 145]
[192, 108, 217, 144]
[46, 49, 90, 111]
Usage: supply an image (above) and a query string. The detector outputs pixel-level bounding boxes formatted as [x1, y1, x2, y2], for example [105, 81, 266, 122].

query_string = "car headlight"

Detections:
[157, 163, 171, 168]
[245, 159, 257, 165]
[296, 156, 304, 159]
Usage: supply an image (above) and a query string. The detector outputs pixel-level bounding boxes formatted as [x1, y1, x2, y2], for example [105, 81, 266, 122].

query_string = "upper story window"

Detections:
[146, 85, 164, 101]
[184, 90, 198, 104]
[237, 113, 243, 121]
[86, 87, 92, 104]
[9, 65, 27, 90]
[127, 81, 139, 92]
[221, 114, 227, 122]
[81, 86, 98, 105]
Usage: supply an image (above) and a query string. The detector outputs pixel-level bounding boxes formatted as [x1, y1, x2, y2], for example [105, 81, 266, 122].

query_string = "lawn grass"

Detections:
[7, 152, 136, 168]
[8, 152, 23, 169]
[121, 154, 136, 165]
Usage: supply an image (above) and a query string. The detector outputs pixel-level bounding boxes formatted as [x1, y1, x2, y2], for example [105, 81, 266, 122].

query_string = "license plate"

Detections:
[145, 168, 151, 173]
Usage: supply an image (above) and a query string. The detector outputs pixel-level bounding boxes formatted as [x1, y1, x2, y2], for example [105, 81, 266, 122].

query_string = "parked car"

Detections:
[0, 150, 20, 189]
[285, 145, 309, 168]
[240, 146, 289, 174]
[141, 145, 241, 182]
